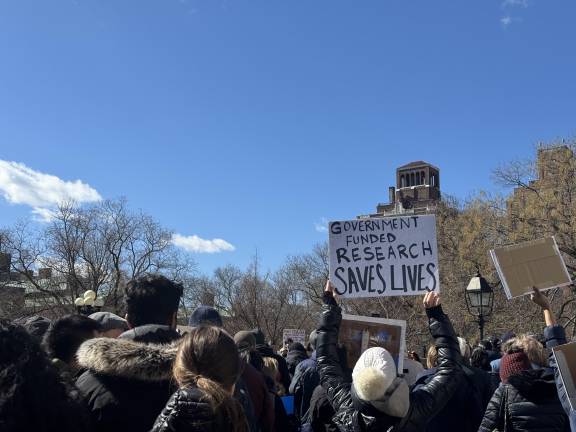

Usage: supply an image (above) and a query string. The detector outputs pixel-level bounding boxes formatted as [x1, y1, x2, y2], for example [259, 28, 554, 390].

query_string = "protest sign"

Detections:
[340, 314, 406, 375]
[553, 342, 576, 411]
[282, 328, 306, 346]
[328, 215, 439, 298]
[490, 236, 572, 299]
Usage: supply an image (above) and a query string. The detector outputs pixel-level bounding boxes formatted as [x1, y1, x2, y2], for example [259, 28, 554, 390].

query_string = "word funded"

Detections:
[333, 262, 438, 295]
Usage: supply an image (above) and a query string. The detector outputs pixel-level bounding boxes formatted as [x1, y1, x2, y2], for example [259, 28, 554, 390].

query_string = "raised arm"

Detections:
[398, 292, 464, 431]
[315, 281, 353, 413]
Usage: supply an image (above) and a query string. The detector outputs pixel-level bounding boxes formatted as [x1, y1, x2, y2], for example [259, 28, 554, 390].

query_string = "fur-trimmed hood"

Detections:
[77, 337, 180, 382]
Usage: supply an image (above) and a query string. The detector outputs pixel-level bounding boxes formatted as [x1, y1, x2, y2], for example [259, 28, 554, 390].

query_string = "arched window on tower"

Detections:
[416, 172, 420, 185]
[411, 173, 415, 186]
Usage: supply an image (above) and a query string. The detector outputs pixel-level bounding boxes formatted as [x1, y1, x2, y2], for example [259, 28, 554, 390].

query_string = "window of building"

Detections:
[410, 173, 415, 186]
[416, 172, 420, 185]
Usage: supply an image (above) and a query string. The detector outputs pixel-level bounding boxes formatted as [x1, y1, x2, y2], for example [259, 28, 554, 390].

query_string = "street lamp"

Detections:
[75, 290, 104, 315]
[464, 271, 494, 341]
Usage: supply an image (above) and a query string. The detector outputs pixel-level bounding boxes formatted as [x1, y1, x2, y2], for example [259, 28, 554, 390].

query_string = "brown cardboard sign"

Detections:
[552, 342, 576, 412]
[490, 237, 572, 299]
[339, 313, 406, 374]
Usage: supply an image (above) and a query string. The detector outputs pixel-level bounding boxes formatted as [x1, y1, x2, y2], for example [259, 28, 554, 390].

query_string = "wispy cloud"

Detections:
[0, 160, 102, 221]
[500, 15, 522, 28]
[502, 0, 528, 8]
[172, 233, 235, 253]
[314, 217, 328, 233]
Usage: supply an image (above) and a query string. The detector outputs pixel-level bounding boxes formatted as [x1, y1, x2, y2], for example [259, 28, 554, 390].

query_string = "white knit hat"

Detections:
[352, 347, 410, 418]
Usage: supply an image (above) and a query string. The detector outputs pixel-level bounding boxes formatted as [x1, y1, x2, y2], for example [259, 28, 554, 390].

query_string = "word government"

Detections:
[330, 216, 420, 235]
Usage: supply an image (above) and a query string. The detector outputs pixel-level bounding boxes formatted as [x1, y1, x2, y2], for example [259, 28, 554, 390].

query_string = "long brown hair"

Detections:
[173, 326, 248, 432]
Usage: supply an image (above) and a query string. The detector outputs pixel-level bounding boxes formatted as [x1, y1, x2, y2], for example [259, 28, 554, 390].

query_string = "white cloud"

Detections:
[0, 160, 102, 221]
[314, 217, 328, 233]
[502, 0, 528, 8]
[172, 233, 235, 253]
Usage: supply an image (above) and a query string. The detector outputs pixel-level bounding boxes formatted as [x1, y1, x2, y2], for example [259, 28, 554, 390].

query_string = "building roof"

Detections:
[397, 160, 439, 170]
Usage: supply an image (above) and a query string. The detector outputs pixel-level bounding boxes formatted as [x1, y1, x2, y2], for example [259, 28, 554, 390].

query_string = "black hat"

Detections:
[189, 306, 223, 327]
[89, 312, 128, 332]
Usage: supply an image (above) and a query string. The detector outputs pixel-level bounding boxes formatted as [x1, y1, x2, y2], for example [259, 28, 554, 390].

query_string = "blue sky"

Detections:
[0, 0, 575, 275]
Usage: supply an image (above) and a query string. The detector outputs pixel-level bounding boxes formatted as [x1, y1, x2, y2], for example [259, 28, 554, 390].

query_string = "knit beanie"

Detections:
[234, 330, 256, 352]
[500, 351, 531, 383]
[189, 306, 223, 328]
[352, 347, 410, 418]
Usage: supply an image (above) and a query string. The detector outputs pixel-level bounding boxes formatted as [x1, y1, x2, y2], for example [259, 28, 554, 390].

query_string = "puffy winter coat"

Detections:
[151, 386, 241, 432]
[478, 368, 570, 432]
[76, 324, 181, 432]
[413, 363, 494, 432]
[316, 292, 464, 432]
[305, 384, 339, 432]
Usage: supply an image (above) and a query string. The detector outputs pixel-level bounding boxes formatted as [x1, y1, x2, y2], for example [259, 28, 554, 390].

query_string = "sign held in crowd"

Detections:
[328, 215, 440, 298]
[339, 313, 406, 375]
[552, 342, 576, 411]
[282, 328, 306, 346]
[490, 236, 572, 299]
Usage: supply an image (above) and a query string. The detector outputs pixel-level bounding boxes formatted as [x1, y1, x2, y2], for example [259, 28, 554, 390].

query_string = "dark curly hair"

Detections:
[125, 274, 183, 327]
[0, 319, 89, 432]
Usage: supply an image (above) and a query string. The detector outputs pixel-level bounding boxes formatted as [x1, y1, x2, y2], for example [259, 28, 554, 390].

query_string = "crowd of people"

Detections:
[0, 274, 575, 432]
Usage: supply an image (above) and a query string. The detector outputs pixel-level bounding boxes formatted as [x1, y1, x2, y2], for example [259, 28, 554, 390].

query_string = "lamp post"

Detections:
[464, 271, 494, 341]
[75, 290, 104, 315]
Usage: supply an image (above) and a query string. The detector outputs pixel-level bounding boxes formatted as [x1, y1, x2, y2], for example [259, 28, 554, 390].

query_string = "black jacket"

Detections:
[76, 324, 181, 432]
[306, 384, 339, 432]
[478, 368, 570, 432]
[413, 364, 494, 432]
[151, 386, 240, 432]
[316, 292, 463, 432]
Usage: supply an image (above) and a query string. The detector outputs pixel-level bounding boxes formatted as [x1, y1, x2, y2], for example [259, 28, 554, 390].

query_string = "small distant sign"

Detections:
[490, 237, 572, 299]
[283, 328, 306, 346]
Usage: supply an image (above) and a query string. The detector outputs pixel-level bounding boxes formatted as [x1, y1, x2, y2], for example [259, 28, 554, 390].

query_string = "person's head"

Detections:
[252, 328, 266, 346]
[188, 305, 223, 328]
[426, 345, 438, 369]
[43, 314, 101, 366]
[478, 339, 493, 352]
[13, 315, 51, 343]
[234, 330, 263, 371]
[288, 342, 306, 354]
[499, 351, 531, 383]
[351, 347, 410, 419]
[89, 311, 128, 338]
[0, 319, 88, 431]
[262, 356, 286, 394]
[174, 326, 247, 431]
[458, 337, 471, 363]
[502, 334, 547, 367]
[470, 347, 491, 371]
[407, 350, 421, 364]
[124, 274, 183, 328]
[279, 346, 288, 357]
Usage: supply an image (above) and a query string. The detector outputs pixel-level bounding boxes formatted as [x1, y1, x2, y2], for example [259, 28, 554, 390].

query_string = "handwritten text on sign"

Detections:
[329, 215, 439, 298]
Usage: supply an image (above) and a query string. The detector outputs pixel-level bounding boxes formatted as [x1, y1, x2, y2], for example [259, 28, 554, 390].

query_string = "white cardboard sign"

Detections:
[329, 215, 439, 298]
[282, 328, 306, 346]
